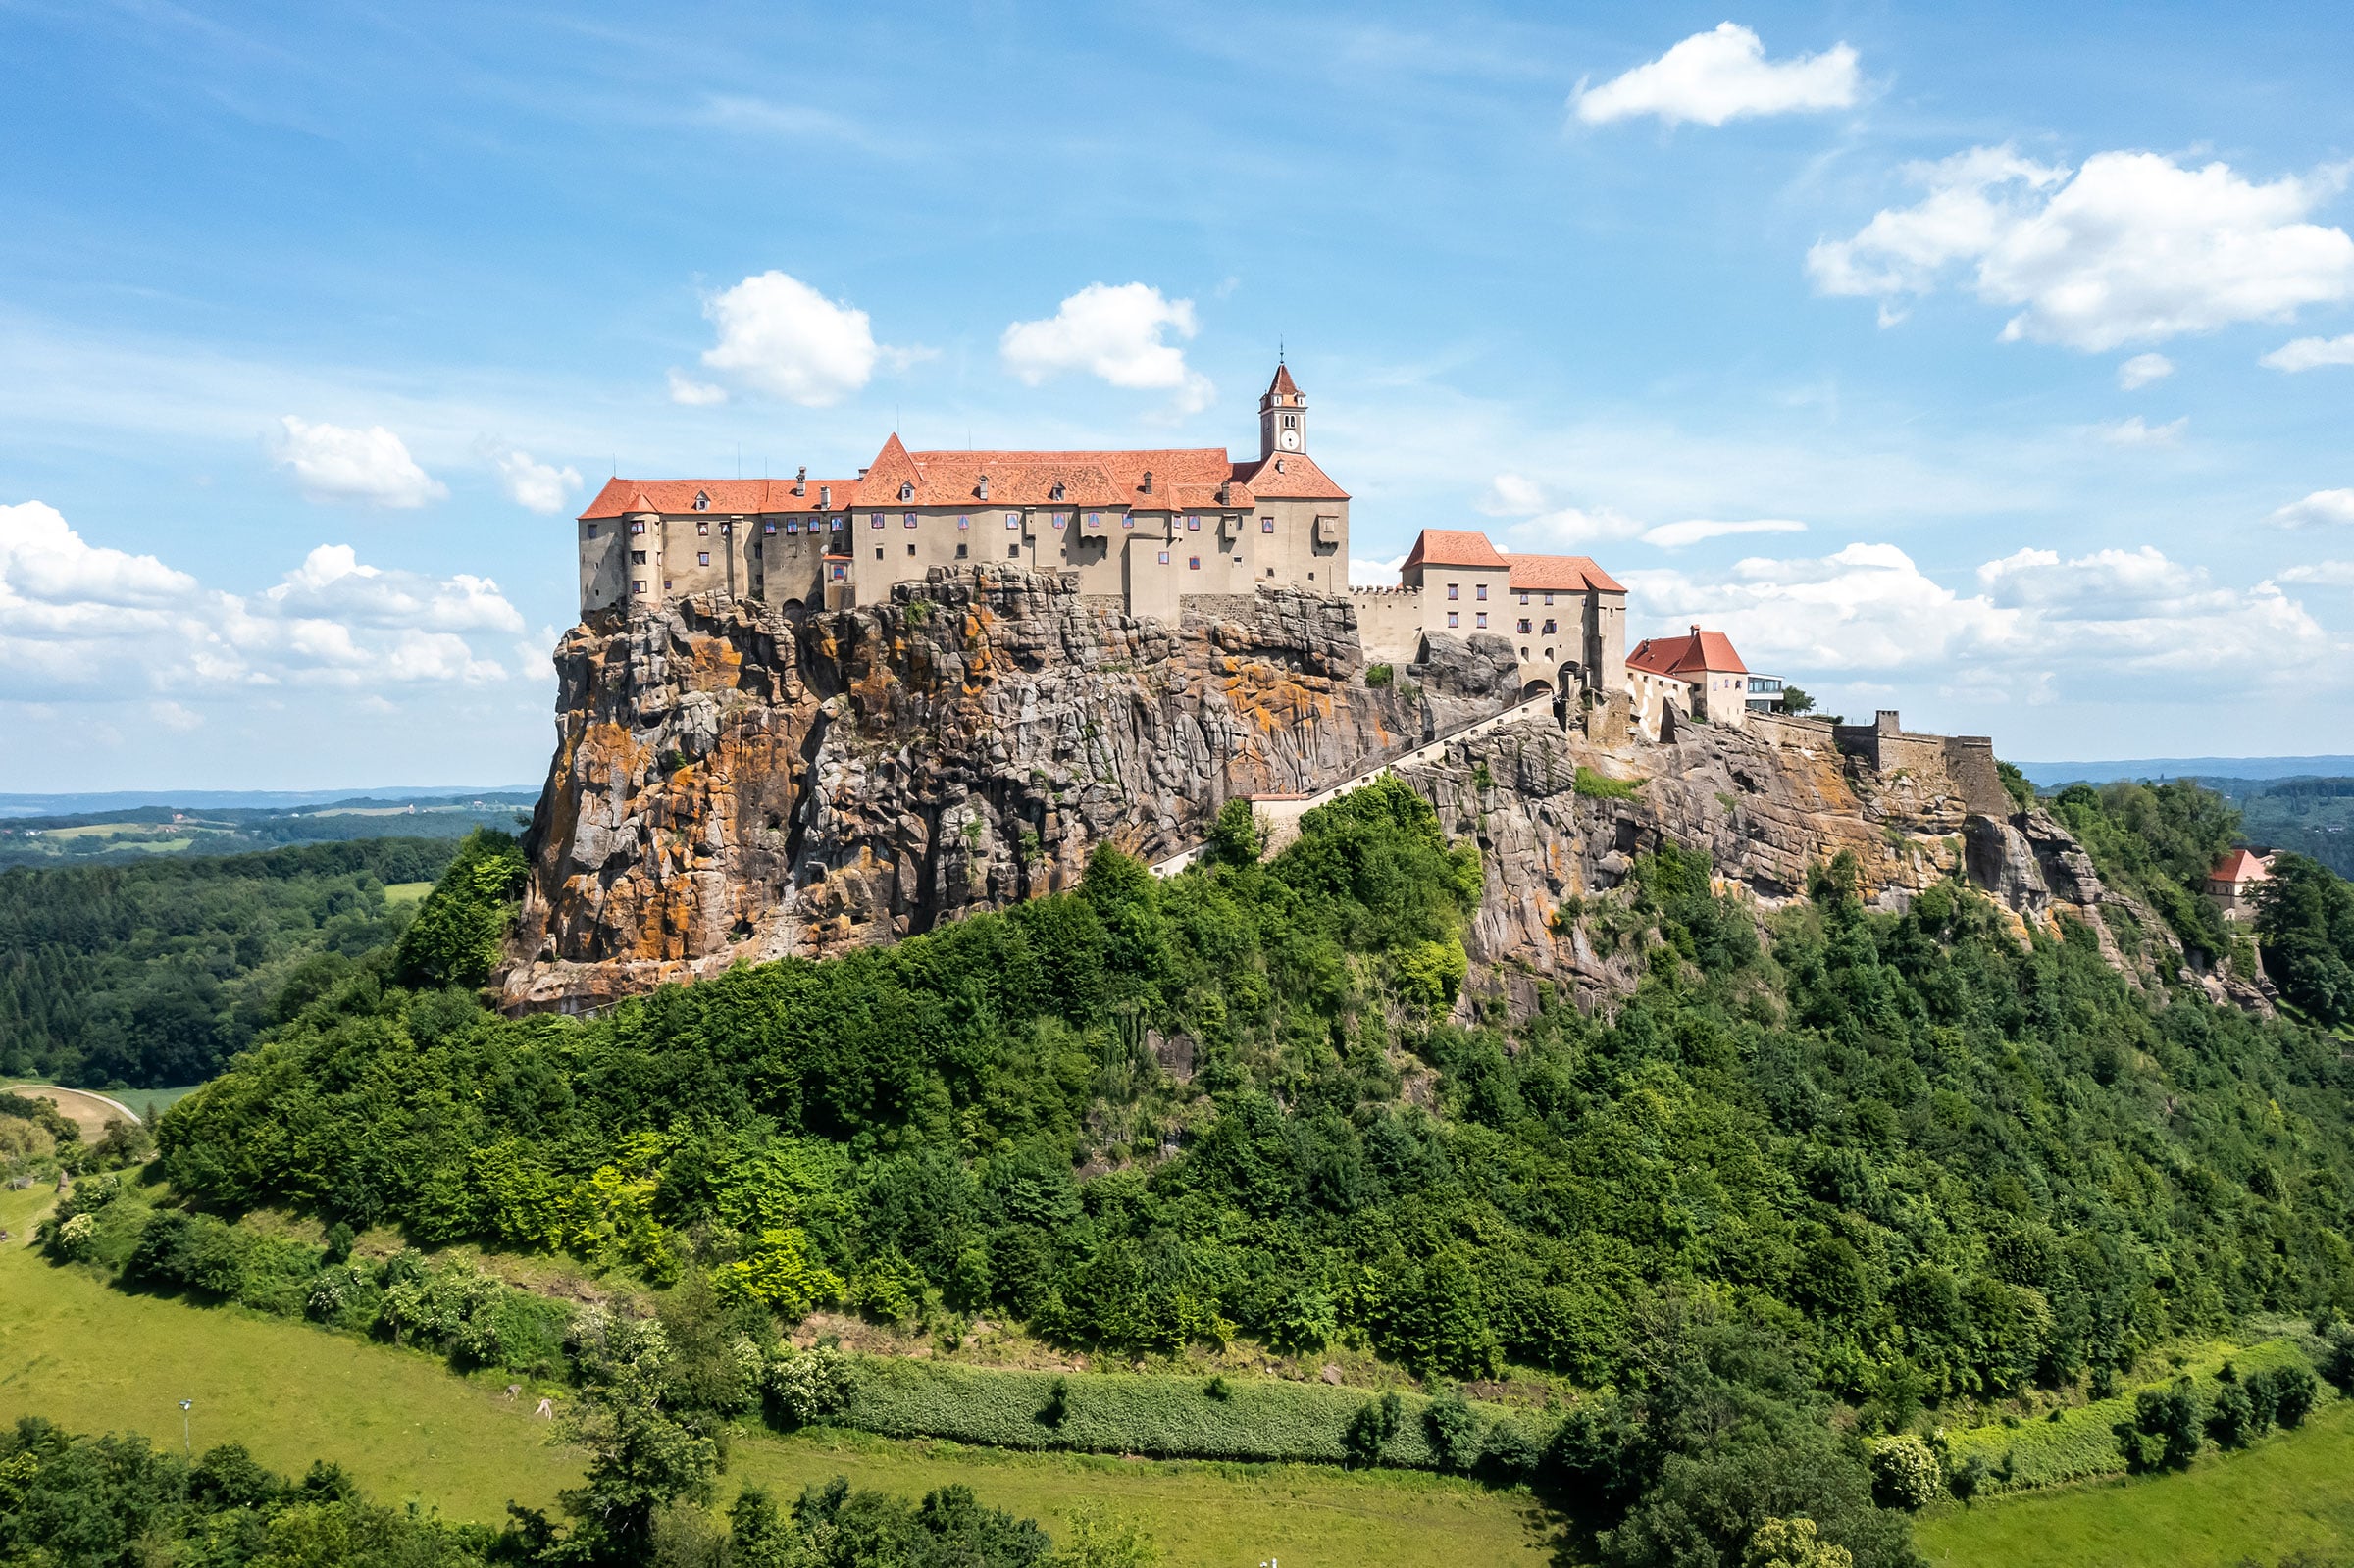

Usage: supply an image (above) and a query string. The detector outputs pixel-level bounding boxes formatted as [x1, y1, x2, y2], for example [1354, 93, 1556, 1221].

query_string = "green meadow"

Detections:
[0, 1184, 1550, 1565]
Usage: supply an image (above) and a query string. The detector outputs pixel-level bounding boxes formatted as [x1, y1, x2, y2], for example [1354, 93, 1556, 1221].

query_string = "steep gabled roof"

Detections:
[1509, 554, 1626, 594]
[1403, 529, 1510, 571]
[1628, 626, 1748, 680]
[1266, 361, 1301, 399]
[1232, 450, 1348, 501]
[2210, 848, 2270, 885]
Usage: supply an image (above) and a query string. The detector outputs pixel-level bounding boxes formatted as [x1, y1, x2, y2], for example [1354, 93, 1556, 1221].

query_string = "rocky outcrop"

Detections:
[502, 572, 1518, 1012]
[505, 578, 2268, 1020]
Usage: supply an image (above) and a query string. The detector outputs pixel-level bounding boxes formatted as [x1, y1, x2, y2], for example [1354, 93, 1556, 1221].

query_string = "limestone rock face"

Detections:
[503, 574, 1501, 1012]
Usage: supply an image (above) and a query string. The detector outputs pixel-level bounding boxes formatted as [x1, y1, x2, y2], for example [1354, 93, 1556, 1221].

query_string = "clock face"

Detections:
[1279, 429, 1300, 450]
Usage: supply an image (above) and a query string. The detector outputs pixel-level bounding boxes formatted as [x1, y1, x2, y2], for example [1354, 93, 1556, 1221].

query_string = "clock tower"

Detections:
[1258, 358, 1306, 460]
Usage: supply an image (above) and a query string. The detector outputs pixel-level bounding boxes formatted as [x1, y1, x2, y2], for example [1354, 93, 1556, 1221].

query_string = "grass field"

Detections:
[0, 1185, 1553, 1564]
[383, 880, 435, 904]
[1919, 1395, 2354, 1568]
[7, 1084, 149, 1137]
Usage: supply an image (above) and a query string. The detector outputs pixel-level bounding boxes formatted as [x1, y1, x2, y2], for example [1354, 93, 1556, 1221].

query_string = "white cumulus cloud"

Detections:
[270, 416, 447, 507]
[1479, 473, 1548, 516]
[2261, 332, 2354, 371]
[1505, 502, 1804, 551]
[1623, 539, 2335, 703]
[2118, 352, 2175, 389]
[1350, 554, 1407, 587]
[1000, 283, 1212, 414]
[1572, 23, 1859, 127]
[2093, 416, 2187, 446]
[2272, 488, 2354, 529]
[697, 271, 880, 406]
[0, 500, 528, 708]
[1641, 518, 1809, 549]
[1809, 147, 2354, 352]
[2282, 561, 2354, 585]
[489, 447, 584, 515]
[667, 368, 729, 406]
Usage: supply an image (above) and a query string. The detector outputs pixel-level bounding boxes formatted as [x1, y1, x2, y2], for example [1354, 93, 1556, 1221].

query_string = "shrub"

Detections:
[1421, 1386, 1481, 1472]
[1867, 1434, 1943, 1510]
[2256, 1364, 2317, 1430]
[712, 1229, 844, 1320]
[2115, 1380, 2203, 1471]
[1341, 1391, 1402, 1468]
[762, 1343, 859, 1427]
[1573, 767, 1636, 800]
[1363, 664, 1393, 687]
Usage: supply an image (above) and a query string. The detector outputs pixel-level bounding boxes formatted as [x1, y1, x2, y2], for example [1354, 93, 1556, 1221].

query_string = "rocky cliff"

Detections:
[503, 573, 1518, 1011]
[504, 574, 2266, 1019]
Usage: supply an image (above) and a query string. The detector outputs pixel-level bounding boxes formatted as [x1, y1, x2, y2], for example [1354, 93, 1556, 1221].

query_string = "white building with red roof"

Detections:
[2205, 847, 2274, 921]
[573, 361, 1348, 620]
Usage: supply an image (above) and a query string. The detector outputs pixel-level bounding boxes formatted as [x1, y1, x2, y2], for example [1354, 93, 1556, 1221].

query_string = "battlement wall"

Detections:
[1350, 584, 1425, 668]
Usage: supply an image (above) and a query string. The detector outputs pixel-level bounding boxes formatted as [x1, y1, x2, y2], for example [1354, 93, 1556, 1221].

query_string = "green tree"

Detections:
[394, 829, 528, 989]
[559, 1322, 722, 1561]
[2254, 853, 2354, 1026]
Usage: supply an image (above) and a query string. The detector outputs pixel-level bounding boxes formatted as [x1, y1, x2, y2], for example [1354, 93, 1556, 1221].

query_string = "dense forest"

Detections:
[0, 837, 457, 1087]
[130, 778, 2354, 1568]
[2204, 775, 2354, 880]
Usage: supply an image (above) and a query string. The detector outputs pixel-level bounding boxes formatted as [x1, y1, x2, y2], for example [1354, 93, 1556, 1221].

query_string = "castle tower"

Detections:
[1258, 358, 1306, 460]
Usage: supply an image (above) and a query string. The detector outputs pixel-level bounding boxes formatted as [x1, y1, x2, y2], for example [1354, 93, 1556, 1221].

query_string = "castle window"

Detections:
[1053, 513, 1067, 529]
[1542, 619, 1556, 634]
[956, 542, 968, 559]
[631, 550, 646, 565]
[786, 521, 799, 533]
[698, 552, 710, 566]
[1475, 583, 1487, 600]
[875, 547, 883, 559]
[1186, 515, 1200, 531]
[693, 492, 709, 511]
[1447, 583, 1458, 599]
[632, 580, 645, 595]
[958, 515, 970, 529]
[1283, 414, 1296, 428]
[1189, 556, 1201, 570]
[1475, 613, 1487, 628]
[1006, 512, 1020, 529]
[697, 521, 709, 536]
[1050, 481, 1065, 500]
[1089, 512, 1102, 528]
[831, 564, 844, 580]
[1447, 612, 1458, 628]
[630, 520, 645, 534]
[830, 516, 843, 531]
[763, 522, 777, 533]
[1544, 592, 1555, 605]
[664, 579, 673, 589]
[908, 542, 917, 555]
[1261, 518, 1274, 532]
[1009, 543, 1022, 559]
[585, 523, 597, 536]
[1157, 550, 1170, 564]
[871, 515, 884, 529]
[904, 513, 917, 528]
[1517, 619, 1532, 633]
[898, 481, 914, 501]
[1122, 515, 1135, 529]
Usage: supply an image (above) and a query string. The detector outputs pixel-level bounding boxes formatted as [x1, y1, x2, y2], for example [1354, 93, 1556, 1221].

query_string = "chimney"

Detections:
[978, 474, 990, 501]
[793, 466, 806, 496]
[819, 484, 832, 507]
[1141, 469, 1154, 495]
[1690, 625, 1701, 636]
[1216, 480, 1231, 505]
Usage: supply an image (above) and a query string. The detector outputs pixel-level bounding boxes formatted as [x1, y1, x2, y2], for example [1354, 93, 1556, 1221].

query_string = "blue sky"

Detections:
[4, 1, 2352, 789]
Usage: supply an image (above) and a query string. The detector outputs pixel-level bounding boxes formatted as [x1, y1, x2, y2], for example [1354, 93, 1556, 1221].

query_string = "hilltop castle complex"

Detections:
[573, 361, 1776, 729]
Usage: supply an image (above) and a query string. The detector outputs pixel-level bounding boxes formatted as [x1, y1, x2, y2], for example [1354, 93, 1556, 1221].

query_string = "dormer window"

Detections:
[1049, 481, 1065, 501]
[898, 481, 914, 501]
[1275, 458, 1287, 473]
[692, 491, 709, 511]
[977, 475, 990, 500]
[1141, 470, 1154, 495]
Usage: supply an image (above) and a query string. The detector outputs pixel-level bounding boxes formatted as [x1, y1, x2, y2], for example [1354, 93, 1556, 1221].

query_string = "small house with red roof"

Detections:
[2205, 847, 2273, 921]
[1627, 624, 1757, 735]
[573, 361, 1348, 619]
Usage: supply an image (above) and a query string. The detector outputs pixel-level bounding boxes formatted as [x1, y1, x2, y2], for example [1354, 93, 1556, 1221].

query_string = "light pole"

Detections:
[179, 1398, 192, 1458]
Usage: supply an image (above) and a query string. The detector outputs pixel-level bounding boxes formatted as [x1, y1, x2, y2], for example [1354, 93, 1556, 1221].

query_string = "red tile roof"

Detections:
[1509, 554, 1626, 594]
[2209, 848, 2269, 885]
[1628, 626, 1748, 679]
[890, 439, 1261, 512]
[578, 477, 864, 520]
[1266, 362, 1301, 399]
[1232, 450, 1348, 501]
[1404, 529, 1510, 571]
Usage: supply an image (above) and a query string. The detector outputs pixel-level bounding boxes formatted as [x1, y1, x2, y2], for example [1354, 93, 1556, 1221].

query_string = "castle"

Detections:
[570, 360, 1785, 732]
[575, 362, 1348, 626]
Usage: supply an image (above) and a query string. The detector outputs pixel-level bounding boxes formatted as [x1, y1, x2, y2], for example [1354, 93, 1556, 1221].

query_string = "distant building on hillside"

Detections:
[2205, 847, 2274, 921]
[572, 360, 1347, 621]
